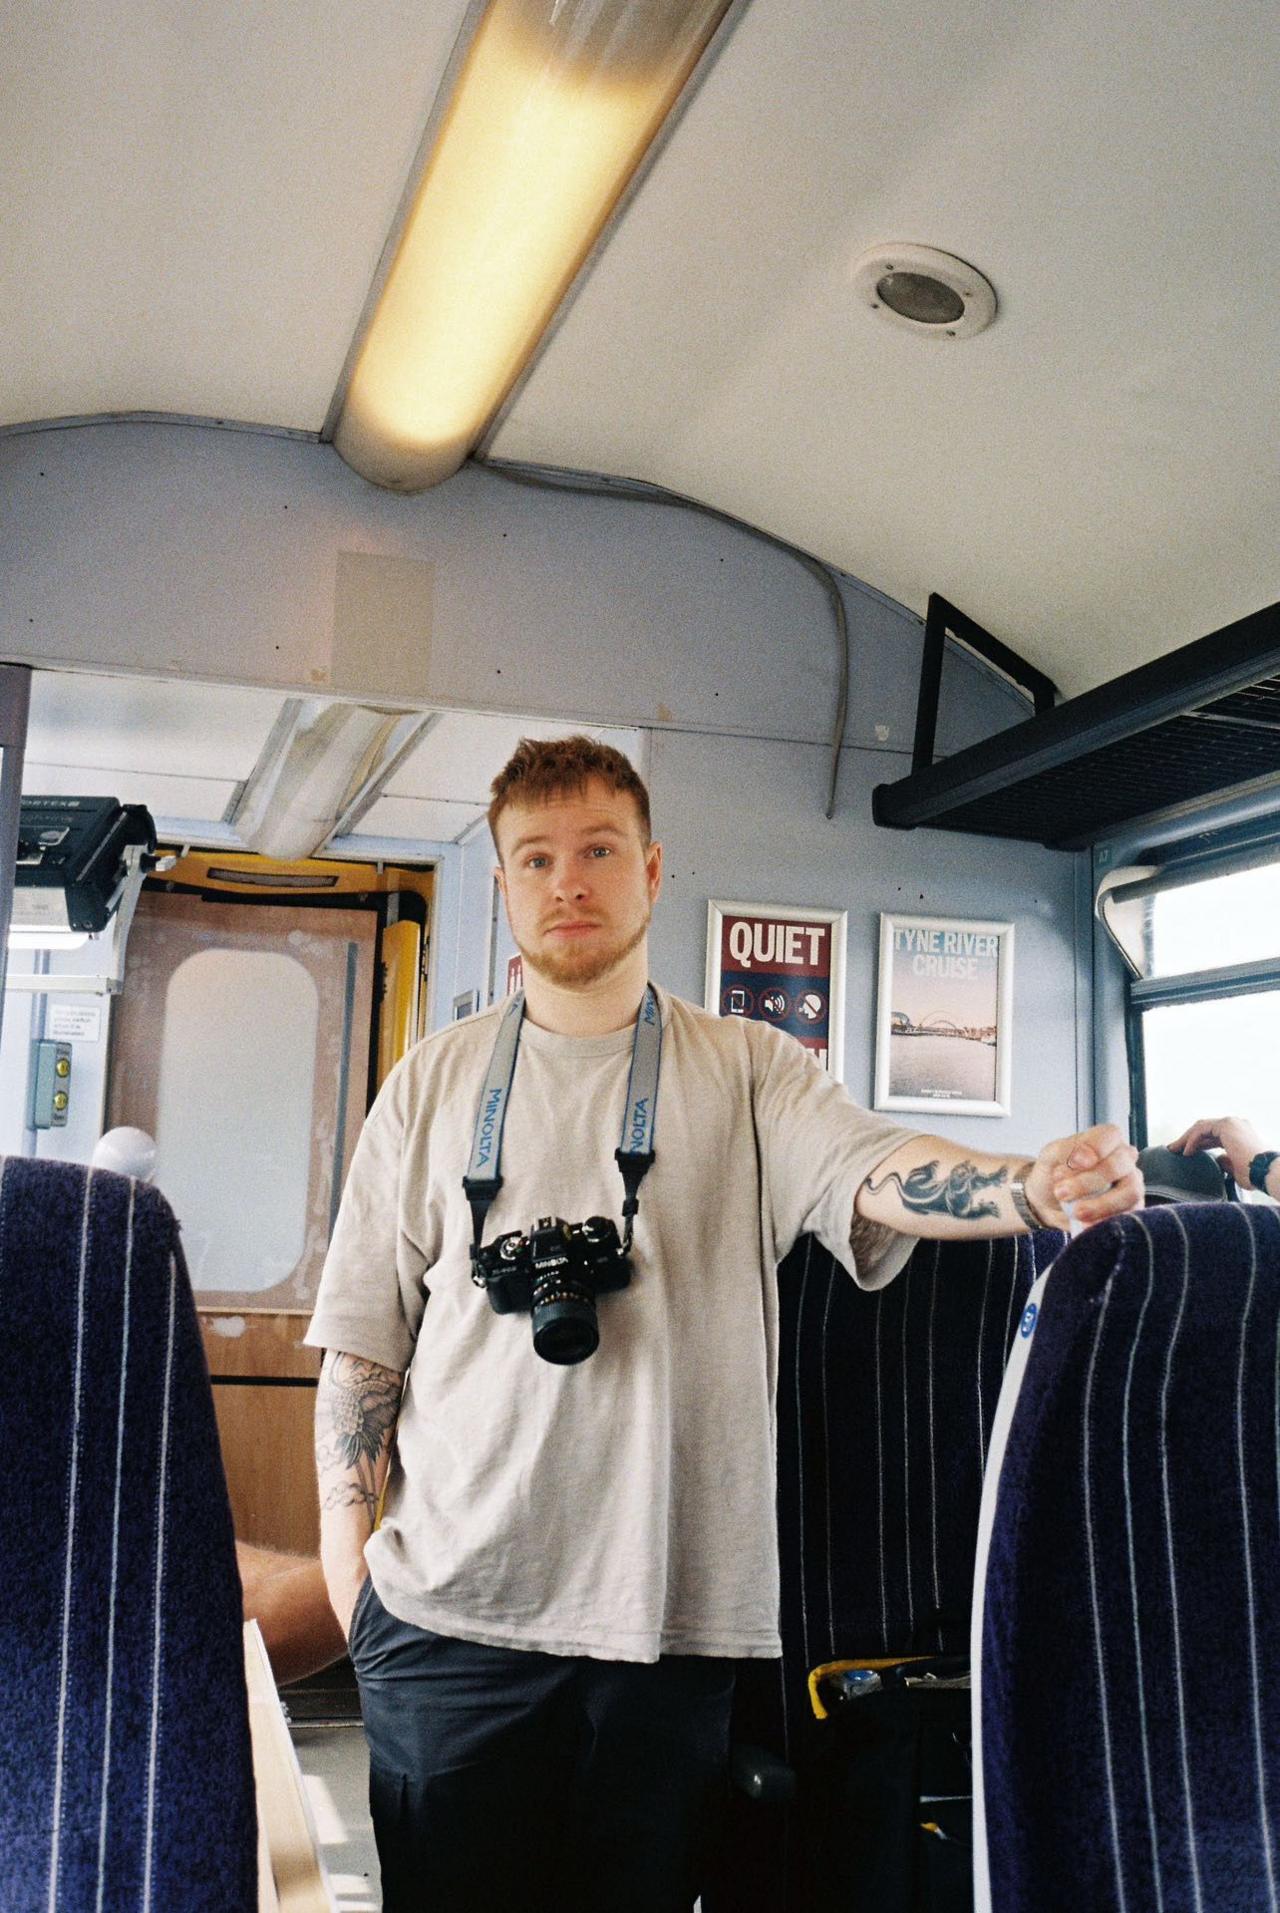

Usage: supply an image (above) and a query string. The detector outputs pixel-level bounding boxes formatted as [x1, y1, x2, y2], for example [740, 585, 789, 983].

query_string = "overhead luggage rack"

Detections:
[872, 597, 1280, 850]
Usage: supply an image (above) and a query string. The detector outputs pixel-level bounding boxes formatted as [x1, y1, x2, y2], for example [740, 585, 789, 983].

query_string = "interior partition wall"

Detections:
[0, 665, 32, 1047]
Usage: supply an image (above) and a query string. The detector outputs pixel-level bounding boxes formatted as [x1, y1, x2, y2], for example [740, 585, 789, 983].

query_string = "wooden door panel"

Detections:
[211, 1383, 321, 1554]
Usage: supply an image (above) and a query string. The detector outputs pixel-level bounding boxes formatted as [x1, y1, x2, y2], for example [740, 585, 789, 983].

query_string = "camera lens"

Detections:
[531, 1278, 599, 1364]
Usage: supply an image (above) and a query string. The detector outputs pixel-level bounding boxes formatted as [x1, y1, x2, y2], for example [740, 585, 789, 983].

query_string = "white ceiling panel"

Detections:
[385, 712, 647, 803]
[2, 1, 469, 429]
[491, 0, 1280, 693]
[21, 759, 238, 822]
[25, 670, 284, 779]
[21, 668, 647, 852]
[4, 0, 1278, 704]
[353, 794, 487, 846]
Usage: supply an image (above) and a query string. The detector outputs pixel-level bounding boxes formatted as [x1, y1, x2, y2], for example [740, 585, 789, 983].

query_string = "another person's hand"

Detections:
[237, 1541, 348, 1683]
[1025, 1123, 1143, 1229]
[1167, 1116, 1263, 1188]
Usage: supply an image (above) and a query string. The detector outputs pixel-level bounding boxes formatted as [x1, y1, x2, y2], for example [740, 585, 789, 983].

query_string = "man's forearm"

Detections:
[315, 1350, 403, 1629]
[856, 1139, 1035, 1238]
[856, 1122, 1141, 1239]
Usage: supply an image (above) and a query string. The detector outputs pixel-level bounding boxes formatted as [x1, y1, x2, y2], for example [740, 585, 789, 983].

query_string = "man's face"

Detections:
[494, 778, 662, 990]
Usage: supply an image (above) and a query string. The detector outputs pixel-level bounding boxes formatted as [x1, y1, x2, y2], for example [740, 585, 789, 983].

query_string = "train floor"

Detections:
[291, 1718, 382, 1911]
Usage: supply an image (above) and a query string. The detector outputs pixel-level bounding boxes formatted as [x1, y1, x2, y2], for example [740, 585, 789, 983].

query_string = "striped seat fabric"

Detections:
[708, 1226, 1064, 1912]
[0, 1157, 257, 1912]
[974, 1203, 1280, 1913]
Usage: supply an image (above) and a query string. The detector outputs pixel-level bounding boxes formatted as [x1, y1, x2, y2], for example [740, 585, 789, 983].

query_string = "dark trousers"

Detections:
[349, 1580, 736, 1913]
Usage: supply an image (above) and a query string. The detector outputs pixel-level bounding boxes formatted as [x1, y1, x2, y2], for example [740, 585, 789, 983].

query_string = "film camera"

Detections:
[471, 1215, 631, 1364]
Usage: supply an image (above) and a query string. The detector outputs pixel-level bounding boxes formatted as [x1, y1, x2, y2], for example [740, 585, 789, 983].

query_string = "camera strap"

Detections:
[462, 983, 662, 1257]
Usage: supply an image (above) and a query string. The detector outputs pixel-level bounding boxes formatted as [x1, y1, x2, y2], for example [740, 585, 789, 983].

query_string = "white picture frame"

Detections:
[873, 913, 1014, 1116]
[705, 899, 847, 1079]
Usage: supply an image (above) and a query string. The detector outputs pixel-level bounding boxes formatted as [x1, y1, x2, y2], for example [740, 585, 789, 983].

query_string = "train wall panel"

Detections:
[0, 421, 1088, 1140]
[0, 422, 1023, 757]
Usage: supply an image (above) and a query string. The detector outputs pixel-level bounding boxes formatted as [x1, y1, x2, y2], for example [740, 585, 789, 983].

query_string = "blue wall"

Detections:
[0, 421, 1091, 1149]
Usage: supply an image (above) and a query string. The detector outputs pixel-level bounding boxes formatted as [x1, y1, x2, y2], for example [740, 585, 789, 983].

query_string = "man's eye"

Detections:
[588, 846, 612, 859]
[527, 855, 548, 869]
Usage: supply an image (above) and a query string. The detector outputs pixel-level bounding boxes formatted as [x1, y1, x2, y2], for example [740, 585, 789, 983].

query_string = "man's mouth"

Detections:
[544, 920, 601, 936]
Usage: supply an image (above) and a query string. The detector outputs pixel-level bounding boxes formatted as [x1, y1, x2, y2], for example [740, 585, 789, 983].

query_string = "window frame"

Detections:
[1127, 957, 1280, 1146]
[1103, 802, 1280, 1146]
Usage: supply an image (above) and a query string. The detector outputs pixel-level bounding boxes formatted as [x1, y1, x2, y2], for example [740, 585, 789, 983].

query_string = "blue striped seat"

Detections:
[708, 1226, 1064, 1911]
[0, 1157, 257, 1912]
[974, 1203, 1280, 1913]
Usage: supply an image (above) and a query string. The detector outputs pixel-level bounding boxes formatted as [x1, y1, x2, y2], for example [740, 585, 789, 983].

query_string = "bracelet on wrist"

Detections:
[1009, 1161, 1042, 1231]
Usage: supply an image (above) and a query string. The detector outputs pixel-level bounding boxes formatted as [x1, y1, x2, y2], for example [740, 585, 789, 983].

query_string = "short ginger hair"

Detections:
[488, 735, 651, 853]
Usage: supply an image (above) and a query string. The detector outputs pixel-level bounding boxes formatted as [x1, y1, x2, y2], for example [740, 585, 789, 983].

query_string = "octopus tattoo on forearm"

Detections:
[865, 1158, 1009, 1221]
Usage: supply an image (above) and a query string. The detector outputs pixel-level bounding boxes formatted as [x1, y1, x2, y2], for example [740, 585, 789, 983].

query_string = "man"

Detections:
[306, 736, 1141, 1913]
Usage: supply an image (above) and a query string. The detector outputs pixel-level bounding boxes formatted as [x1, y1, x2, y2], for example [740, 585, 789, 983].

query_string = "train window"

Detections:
[107, 886, 379, 1305]
[1122, 850, 1280, 1147]
[1138, 991, 1280, 1156]
[155, 949, 318, 1291]
[1148, 860, 1280, 979]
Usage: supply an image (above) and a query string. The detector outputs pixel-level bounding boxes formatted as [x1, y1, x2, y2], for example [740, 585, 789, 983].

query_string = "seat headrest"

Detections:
[1136, 1144, 1229, 1203]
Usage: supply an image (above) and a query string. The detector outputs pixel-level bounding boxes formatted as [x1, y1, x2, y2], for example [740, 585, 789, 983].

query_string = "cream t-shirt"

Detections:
[306, 987, 917, 1663]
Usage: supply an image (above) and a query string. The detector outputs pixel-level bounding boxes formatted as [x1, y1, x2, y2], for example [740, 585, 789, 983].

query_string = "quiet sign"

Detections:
[715, 907, 837, 1070]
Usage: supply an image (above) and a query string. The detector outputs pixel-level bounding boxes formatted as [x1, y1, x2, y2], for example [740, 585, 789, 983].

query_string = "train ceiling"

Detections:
[20, 672, 643, 852]
[4, 0, 1279, 702]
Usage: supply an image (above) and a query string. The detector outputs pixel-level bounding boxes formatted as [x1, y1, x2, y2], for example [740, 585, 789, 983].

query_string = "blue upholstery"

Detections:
[0, 1157, 257, 1912]
[975, 1203, 1280, 1913]
[709, 1226, 1064, 1911]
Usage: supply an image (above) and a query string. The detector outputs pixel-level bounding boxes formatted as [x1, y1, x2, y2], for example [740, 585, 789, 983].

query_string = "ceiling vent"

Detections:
[852, 245, 997, 340]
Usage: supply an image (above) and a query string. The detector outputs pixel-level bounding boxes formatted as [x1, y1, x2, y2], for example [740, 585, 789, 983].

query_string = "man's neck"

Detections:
[521, 946, 651, 1036]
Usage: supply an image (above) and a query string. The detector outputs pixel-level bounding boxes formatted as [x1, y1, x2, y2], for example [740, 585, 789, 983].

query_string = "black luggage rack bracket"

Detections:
[909, 594, 1058, 775]
[873, 597, 1280, 850]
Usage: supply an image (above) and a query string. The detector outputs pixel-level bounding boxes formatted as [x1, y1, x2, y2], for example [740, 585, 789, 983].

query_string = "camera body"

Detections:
[471, 1215, 631, 1364]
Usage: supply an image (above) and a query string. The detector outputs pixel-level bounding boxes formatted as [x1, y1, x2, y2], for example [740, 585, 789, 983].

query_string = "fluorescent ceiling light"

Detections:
[333, 0, 735, 492]
[230, 700, 437, 862]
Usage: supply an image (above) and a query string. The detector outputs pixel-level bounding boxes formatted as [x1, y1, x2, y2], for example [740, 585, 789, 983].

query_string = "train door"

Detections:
[104, 851, 431, 1554]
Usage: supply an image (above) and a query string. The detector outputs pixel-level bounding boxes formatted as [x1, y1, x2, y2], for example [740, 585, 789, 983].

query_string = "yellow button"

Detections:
[55, 1056, 71, 1077]
[53, 1091, 69, 1112]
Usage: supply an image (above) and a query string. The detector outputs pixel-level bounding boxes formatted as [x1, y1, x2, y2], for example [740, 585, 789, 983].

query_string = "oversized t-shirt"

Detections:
[305, 987, 917, 1663]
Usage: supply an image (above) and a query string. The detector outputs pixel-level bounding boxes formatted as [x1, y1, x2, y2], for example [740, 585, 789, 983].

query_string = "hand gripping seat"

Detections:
[973, 1203, 1280, 1913]
[707, 1226, 1065, 1913]
[0, 1156, 257, 1912]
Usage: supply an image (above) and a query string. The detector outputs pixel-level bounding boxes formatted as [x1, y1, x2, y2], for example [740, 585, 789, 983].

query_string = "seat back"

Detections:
[0, 1157, 257, 1912]
[973, 1203, 1280, 1913]
[711, 1227, 1064, 1911]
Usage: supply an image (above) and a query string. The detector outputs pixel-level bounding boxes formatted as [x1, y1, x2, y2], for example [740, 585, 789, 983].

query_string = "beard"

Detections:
[519, 907, 650, 989]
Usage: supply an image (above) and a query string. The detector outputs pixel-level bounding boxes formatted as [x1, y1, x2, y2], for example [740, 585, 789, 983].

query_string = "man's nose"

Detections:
[552, 863, 589, 899]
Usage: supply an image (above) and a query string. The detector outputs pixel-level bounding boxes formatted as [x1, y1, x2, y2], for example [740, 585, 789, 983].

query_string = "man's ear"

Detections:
[646, 839, 663, 903]
[494, 862, 507, 904]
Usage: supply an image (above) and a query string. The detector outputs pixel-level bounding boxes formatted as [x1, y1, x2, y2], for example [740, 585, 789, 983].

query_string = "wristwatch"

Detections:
[1009, 1162, 1042, 1230]
[1248, 1150, 1279, 1194]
